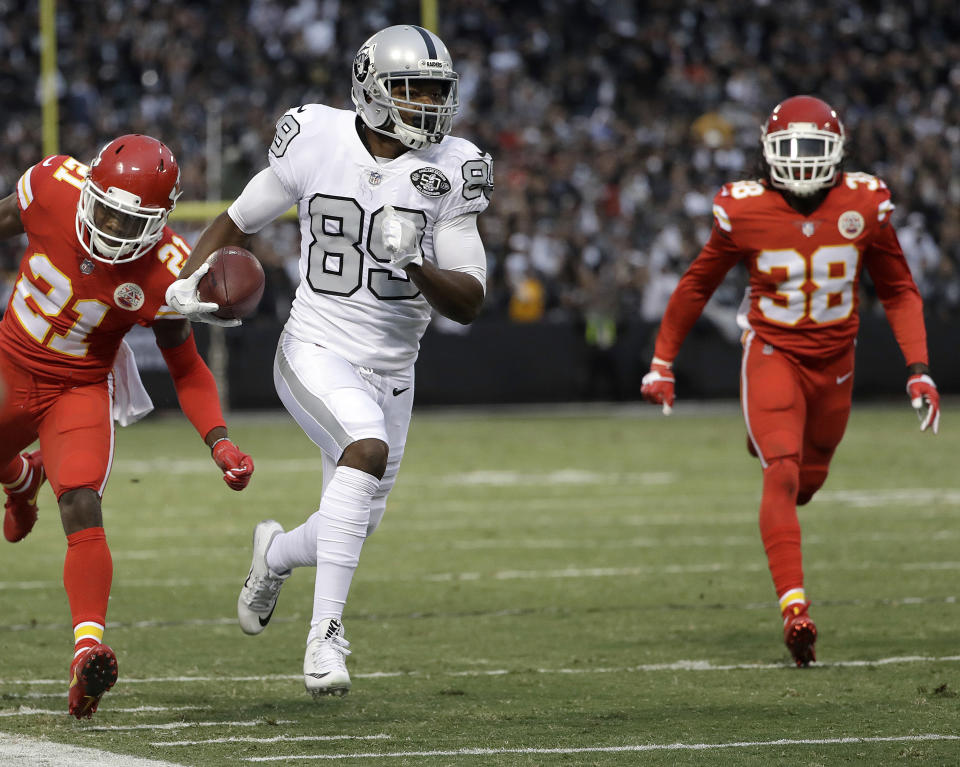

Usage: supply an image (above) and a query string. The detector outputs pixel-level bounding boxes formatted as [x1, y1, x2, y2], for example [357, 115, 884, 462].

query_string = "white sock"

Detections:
[266, 466, 378, 575]
[310, 466, 378, 626]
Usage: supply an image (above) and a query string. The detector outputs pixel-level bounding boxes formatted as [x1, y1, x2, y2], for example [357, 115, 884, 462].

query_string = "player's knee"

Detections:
[58, 488, 103, 534]
[762, 458, 799, 502]
[797, 469, 828, 506]
[339, 438, 389, 480]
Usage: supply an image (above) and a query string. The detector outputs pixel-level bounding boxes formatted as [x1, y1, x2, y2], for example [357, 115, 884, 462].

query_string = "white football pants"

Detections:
[269, 331, 414, 622]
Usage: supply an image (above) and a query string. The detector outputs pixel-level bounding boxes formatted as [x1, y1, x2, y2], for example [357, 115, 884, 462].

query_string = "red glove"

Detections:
[211, 438, 255, 490]
[906, 373, 940, 434]
[641, 358, 675, 415]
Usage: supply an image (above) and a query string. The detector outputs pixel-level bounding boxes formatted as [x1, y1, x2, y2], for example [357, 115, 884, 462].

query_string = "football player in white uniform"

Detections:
[166, 25, 492, 697]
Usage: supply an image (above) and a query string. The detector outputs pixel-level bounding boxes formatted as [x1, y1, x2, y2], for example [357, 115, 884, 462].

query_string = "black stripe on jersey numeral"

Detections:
[271, 113, 302, 158]
[305, 194, 425, 301]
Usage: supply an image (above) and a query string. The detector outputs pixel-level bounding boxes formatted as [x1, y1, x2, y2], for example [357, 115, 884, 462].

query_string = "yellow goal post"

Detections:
[169, 201, 297, 222]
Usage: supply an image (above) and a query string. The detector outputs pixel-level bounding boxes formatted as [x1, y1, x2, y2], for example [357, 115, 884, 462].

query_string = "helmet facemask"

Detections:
[762, 123, 844, 197]
[380, 74, 458, 149]
[77, 179, 171, 264]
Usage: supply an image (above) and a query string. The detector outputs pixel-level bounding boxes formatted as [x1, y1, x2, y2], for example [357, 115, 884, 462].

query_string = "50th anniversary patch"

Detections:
[410, 167, 451, 197]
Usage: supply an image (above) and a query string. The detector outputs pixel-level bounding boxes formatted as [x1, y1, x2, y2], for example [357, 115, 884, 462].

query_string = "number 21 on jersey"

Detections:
[11, 254, 110, 357]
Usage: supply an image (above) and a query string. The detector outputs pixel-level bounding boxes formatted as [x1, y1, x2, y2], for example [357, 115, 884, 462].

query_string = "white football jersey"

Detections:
[268, 104, 493, 370]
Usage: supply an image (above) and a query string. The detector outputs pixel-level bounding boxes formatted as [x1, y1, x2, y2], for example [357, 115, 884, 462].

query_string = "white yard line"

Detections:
[152, 734, 390, 747]
[0, 593, 956, 635]
[239, 734, 960, 762]
[5, 558, 960, 591]
[0, 705, 204, 717]
[3, 653, 960, 690]
[0, 734, 186, 767]
[85, 719, 295, 732]
[106, 457, 960, 506]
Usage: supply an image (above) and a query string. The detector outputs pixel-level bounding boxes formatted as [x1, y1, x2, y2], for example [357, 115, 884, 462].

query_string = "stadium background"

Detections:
[0, 0, 957, 407]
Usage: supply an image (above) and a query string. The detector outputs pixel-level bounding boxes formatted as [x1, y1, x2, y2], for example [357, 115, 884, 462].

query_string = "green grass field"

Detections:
[1, 403, 958, 766]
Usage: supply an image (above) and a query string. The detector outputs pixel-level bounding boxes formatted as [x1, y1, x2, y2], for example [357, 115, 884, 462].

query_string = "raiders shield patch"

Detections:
[410, 167, 451, 197]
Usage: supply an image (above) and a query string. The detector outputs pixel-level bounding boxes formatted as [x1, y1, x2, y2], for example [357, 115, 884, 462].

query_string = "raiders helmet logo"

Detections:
[114, 282, 145, 311]
[353, 46, 372, 83]
[410, 167, 451, 197]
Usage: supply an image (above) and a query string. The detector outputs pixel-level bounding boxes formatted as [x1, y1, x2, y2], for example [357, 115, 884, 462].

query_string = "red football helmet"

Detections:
[761, 95, 845, 197]
[76, 134, 181, 264]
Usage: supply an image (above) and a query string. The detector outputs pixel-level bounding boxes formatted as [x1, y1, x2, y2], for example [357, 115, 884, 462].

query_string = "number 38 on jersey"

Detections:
[756, 244, 859, 326]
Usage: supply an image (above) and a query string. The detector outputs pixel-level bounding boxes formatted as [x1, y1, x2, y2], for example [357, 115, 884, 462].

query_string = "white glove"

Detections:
[164, 261, 241, 328]
[381, 205, 423, 269]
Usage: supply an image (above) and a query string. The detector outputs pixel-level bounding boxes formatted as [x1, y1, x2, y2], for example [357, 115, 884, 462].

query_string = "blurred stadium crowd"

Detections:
[1, 0, 957, 330]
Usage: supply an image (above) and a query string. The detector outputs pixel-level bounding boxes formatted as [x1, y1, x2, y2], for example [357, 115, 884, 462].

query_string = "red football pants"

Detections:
[0, 359, 114, 499]
[740, 332, 854, 597]
[741, 332, 854, 477]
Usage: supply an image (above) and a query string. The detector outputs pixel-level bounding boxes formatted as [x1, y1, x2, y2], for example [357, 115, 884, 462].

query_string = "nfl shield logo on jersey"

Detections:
[114, 282, 145, 311]
[410, 167, 451, 197]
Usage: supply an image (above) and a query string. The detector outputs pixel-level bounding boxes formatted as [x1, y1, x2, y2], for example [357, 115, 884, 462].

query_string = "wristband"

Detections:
[210, 437, 231, 454]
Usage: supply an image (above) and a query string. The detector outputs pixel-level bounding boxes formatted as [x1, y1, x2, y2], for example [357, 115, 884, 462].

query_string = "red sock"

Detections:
[0, 454, 27, 487]
[64, 527, 112, 656]
[758, 459, 803, 598]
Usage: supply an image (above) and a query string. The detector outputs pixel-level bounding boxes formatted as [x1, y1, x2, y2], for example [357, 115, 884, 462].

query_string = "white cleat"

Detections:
[237, 520, 289, 635]
[304, 618, 352, 697]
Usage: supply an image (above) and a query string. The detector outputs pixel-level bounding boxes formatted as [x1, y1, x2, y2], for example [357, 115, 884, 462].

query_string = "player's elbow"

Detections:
[443, 300, 482, 325]
[457, 306, 482, 325]
[451, 290, 485, 324]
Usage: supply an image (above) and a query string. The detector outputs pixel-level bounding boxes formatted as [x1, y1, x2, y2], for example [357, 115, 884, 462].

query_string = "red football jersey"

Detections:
[654, 173, 927, 365]
[0, 155, 191, 383]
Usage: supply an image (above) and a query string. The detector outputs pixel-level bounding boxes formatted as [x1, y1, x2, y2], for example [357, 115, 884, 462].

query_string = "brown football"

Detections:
[197, 246, 265, 319]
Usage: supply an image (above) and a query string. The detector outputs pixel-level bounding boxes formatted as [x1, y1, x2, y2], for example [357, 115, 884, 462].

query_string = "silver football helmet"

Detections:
[351, 25, 459, 150]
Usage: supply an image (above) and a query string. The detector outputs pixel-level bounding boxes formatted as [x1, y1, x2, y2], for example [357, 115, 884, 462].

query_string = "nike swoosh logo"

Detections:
[392, 387, 410, 396]
[42, 156, 56, 167]
[258, 603, 277, 627]
[306, 672, 331, 679]
[836, 371, 853, 384]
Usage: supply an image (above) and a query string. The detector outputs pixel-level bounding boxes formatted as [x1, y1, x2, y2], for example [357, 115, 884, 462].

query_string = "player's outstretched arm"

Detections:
[153, 319, 254, 489]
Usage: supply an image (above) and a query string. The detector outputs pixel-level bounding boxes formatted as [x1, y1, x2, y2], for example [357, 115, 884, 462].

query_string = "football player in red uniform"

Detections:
[0, 135, 255, 718]
[640, 96, 939, 667]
